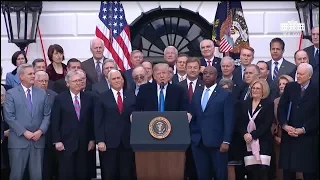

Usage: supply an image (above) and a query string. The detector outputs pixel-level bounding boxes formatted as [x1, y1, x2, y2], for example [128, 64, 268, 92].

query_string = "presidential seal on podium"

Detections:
[149, 117, 172, 139]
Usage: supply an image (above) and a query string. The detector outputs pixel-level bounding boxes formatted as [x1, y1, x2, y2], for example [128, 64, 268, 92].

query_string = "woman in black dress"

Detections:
[236, 79, 274, 180]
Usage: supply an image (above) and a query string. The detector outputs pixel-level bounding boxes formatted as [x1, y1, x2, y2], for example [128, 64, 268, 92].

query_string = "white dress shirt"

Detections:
[205, 56, 215, 66]
[93, 57, 103, 71]
[177, 73, 187, 82]
[271, 58, 284, 79]
[186, 78, 198, 92]
[21, 84, 32, 103]
[201, 83, 217, 102]
[70, 91, 81, 106]
[111, 88, 123, 104]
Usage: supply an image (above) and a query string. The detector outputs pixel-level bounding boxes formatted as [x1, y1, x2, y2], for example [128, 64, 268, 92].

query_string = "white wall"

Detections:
[1, 1, 301, 81]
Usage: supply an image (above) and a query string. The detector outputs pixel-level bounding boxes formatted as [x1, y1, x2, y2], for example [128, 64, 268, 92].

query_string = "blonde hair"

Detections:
[277, 75, 294, 85]
[250, 79, 270, 99]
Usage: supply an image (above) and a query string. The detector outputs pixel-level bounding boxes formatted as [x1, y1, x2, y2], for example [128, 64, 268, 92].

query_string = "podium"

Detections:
[130, 111, 190, 180]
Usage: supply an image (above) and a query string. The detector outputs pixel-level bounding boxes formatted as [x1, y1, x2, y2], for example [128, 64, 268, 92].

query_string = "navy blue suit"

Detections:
[190, 85, 234, 180]
[135, 82, 188, 112]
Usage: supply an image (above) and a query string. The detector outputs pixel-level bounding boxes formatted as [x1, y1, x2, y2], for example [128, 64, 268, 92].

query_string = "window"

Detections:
[130, 8, 212, 59]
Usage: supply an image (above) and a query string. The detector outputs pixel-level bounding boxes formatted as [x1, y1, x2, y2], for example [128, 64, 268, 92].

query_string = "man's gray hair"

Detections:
[90, 38, 104, 49]
[17, 63, 33, 76]
[199, 39, 214, 48]
[35, 71, 49, 80]
[107, 69, 121, 80]
[298, 63, 313, 76]
[218, 79, 234, 91]
[65, 70, 81, 83]
[164, 46, 178, 56]
[103, 59, 118, 70]
[221, 56, 235, 67]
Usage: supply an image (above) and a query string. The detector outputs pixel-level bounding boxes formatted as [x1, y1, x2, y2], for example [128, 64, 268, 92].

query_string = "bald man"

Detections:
[199, 39, 222, 78]
[278, 63, 319, 180]
[82, 38, 108, 84]
[94, 69, 136, 180]
[304, 26, 319, 69]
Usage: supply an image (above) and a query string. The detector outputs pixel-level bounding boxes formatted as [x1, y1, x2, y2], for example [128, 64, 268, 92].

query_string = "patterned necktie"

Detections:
[315, 49, 319, 66]
[27, 89, 32, 112]
[135, 85, 140, 96]
[201, 88, 210, 111]
[96, 61, 102, 82]
[207, 60, 211, 66]
[158, 87, 165, 112]
[74, 95, 80, 120]
[117, 91, 123, 114]
[301, 86, 306, 98]
[242, 68, 246, 80]
[244, 87, 251, 100]
[273, 62, 279, 81]
[188, 82, 193, 103]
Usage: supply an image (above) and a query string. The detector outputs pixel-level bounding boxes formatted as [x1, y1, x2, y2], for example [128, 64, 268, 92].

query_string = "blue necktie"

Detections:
[315, 49, 319, 66]
[158, 88, 165, 112]
[27, 89, 32, 112]
[201, 88, 210, 111]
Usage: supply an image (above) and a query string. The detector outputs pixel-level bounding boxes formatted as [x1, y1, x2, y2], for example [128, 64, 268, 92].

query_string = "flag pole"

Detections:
[38, 26, 47, 66]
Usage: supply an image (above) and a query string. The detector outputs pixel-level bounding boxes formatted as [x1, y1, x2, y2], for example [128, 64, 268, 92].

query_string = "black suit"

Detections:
[92, 80, 110, 95]
[42, 89, 58, 180]
[94, 90, 136, 180]
[200, 57, 222, 78]
[304, 45, 319, 69]
[136, 82, 188, 111]
[278, 81, 319, 180]
[51, 91, 95, 180]
[178, 78, 203, 180]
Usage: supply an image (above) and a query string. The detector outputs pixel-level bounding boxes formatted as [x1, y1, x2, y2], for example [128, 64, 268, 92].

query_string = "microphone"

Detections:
[160, 82, 165, 89]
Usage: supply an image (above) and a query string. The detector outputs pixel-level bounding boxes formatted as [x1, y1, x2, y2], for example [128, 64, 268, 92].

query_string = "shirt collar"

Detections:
[187, 78, 198, 85]
[111, 88, 123, 96]
[157, 83, 168, 91]
[204, 83, 217, 92]
[301, 81, 310, 89]
[272, 58, 284, 65]
[93, 57, 104, 63]
[21, 84, 32, 93]
[70, 90, 80, 100]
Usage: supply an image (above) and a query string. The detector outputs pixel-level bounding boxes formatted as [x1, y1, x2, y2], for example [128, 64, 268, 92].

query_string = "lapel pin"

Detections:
[215, 62, 217, 64]
[259, 104, 261, 107]
[124, 96, 126, 99]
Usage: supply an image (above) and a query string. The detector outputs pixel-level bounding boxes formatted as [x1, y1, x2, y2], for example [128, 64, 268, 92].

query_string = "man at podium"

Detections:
[135, 63, 189, 112]
[190, 66, 235, 180]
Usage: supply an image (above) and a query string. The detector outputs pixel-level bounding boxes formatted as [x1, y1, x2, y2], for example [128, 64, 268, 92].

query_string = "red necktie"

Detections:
[188, 82, 193, 103]
[117, 91, 123, 114]
[207, 60, 211, 66]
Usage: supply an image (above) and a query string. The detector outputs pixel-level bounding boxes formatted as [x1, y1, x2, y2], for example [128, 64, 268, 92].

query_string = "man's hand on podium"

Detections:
[187, 113, 192, 123]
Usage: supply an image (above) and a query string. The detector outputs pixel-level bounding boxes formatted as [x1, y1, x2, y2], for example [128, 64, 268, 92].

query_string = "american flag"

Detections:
[219, 34, 234, 52]
[95, 1, 132, 71]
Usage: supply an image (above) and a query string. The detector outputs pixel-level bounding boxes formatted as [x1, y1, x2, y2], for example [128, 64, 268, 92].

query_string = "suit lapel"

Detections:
[195, 80, 203, 92]
[298, 84, 312, 105]
[278, 59, 287, 75]
[79, 91, 87, 120]
[18, 86, 32, 117]
[204, 87, 220, 111]
[152, 83, 159, 110]
[182, 80, 188, 90]
[66, 91, 79, 120]
[88, 58, 98, 82]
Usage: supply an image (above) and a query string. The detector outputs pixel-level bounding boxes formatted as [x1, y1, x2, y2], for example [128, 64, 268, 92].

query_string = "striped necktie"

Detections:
[74, 95, 80, 120]
[273, 62, 279, 80]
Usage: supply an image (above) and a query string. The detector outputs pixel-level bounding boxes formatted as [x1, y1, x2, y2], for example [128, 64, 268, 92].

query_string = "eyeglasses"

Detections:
[134, 75, 145, 81]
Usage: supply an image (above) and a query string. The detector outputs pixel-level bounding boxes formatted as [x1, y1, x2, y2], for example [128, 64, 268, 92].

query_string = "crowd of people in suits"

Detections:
[0, 26, 319, 180]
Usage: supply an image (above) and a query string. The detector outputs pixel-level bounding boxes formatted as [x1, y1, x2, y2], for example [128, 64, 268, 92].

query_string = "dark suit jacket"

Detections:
[124, 69, 135, 88]
[267, 59, 296, 82]
[81, 57, 107, 85]
[135, 82, 188, 111]
[200, 57, 222, 78]
[48, 80, 55, 91]
[1, 108, 3, 142]
[190, 86, 234, 147]
[51, 91, 95, 153]
[236, 98, 274, 145]
[92, 80, 110, 96]
[171, 74, 179, 84]
[179, 78, 204, 103]
[94, 90, 135, 148]
[304, 45, 319, 69]
[277, 81, 319, 172]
